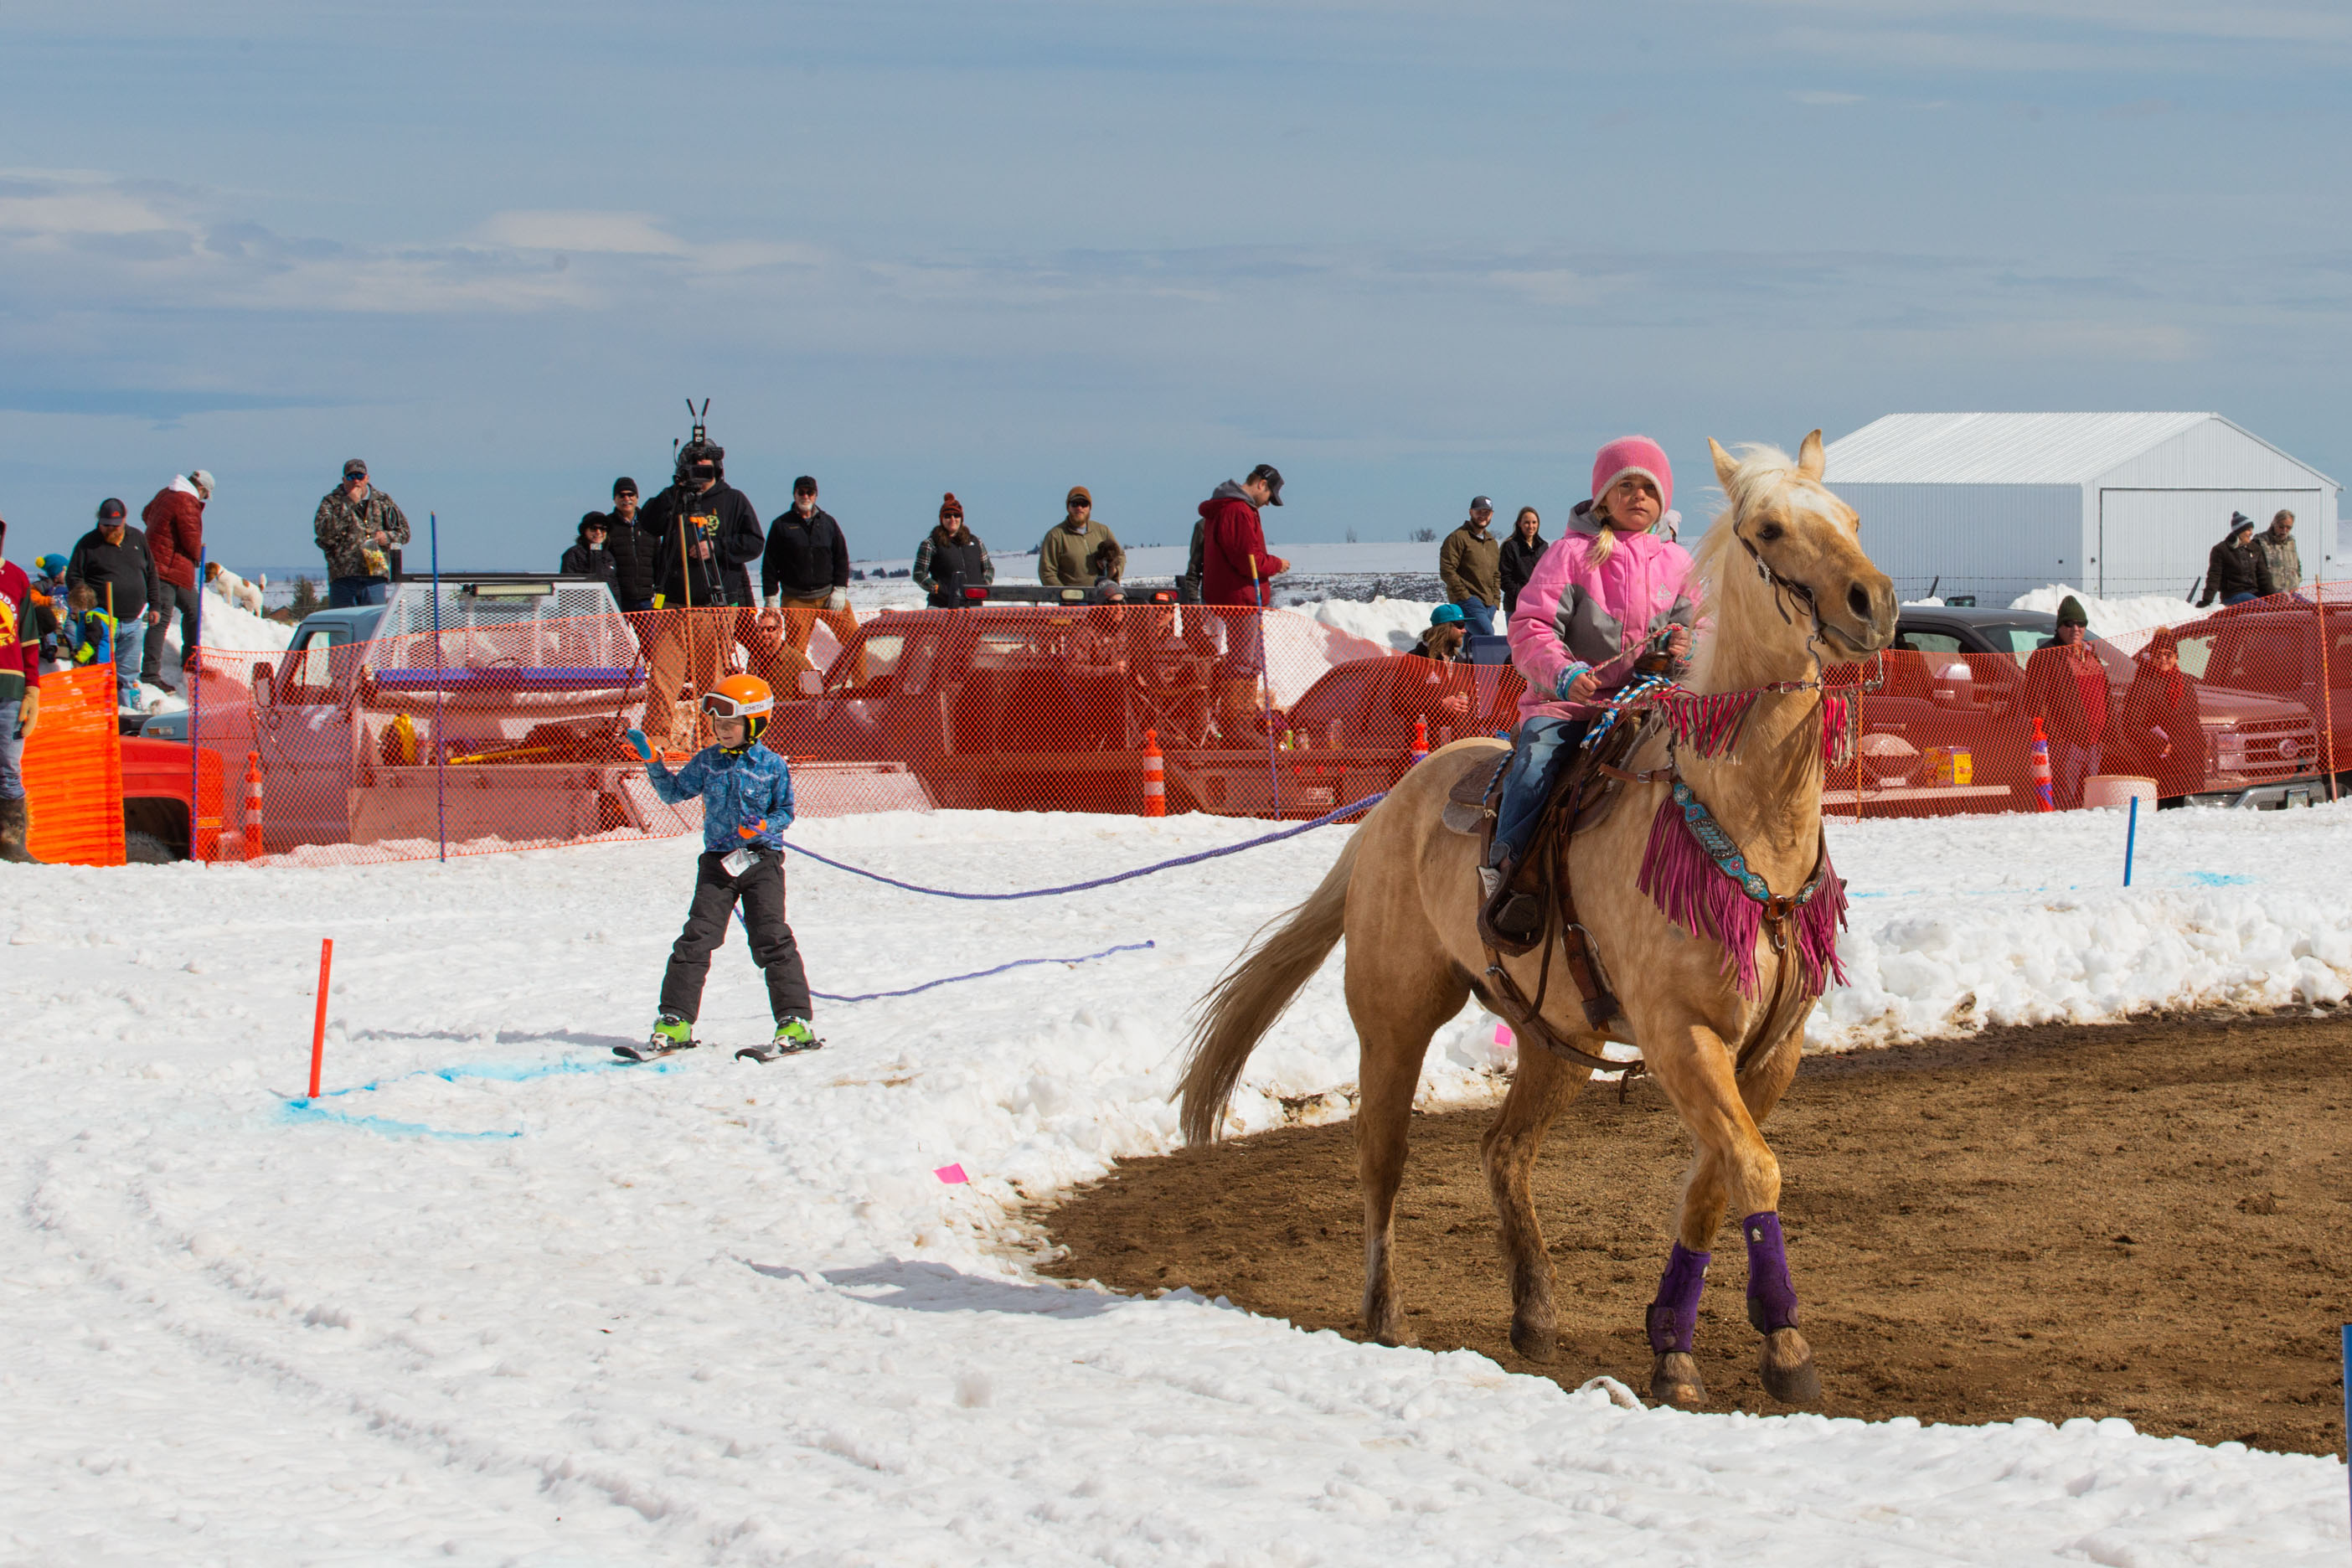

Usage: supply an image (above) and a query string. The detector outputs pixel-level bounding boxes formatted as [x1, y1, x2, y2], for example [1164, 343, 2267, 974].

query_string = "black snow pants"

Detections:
[660, 848, 812, 1024]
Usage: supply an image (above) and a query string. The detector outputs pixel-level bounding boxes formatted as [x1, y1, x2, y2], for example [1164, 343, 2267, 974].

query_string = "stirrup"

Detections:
[1477, 859, 1542, 957]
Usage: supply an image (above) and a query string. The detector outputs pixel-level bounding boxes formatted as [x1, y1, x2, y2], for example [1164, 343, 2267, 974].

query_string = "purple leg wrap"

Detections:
[1741, 1211, 1801, 1334]
[1644, 1242, 1711, 1354]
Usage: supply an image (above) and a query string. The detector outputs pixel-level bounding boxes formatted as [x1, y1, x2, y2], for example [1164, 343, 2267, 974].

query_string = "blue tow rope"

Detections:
[812, 940, 1155, 1003]
[776, 791, 1386, 902]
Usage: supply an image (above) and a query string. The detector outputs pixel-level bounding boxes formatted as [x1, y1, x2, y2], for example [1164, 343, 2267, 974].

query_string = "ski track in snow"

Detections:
[5, 802, 2351, 1563]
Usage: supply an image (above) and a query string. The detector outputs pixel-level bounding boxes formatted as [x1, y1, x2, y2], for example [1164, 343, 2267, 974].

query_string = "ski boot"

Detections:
[736, 1016, 823, 1063]
[616, 1012, 697, 1061]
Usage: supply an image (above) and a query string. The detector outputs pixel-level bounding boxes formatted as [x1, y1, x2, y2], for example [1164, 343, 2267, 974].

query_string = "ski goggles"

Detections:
[699, 690, 771, 720]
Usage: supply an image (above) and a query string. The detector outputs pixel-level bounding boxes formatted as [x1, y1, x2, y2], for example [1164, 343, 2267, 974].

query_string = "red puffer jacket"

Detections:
[1197, 481, 1288, 607]
[142, 477, 206, 592]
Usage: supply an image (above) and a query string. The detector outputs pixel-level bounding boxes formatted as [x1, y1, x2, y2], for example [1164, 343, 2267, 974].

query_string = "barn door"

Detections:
[2097, 488, 2320, 597]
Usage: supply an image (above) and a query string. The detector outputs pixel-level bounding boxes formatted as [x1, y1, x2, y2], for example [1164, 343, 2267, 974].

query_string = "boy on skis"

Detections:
[626, 672, 821, 1063]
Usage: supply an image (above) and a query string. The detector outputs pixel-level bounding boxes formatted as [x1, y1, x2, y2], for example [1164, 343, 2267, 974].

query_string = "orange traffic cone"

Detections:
[242, 750, 264, 859]
[1142, 729, 1166, 818]
[2030, 716, 2054, 812]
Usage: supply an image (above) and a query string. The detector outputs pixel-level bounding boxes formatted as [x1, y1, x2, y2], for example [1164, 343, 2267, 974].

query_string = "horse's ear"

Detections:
[1709, 438, 1739, 488]
[1797, 430, 1826, 480]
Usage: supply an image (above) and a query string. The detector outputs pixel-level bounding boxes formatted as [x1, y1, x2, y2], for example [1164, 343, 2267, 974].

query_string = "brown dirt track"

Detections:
[1042, 1010, 2352, 1455]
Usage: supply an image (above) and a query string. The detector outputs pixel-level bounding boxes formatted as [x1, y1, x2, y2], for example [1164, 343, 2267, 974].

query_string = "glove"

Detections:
[625, 728, 653, 761]
[1553, 662, 1592, 700]
[14, 687, 37, 739]
[738, 818, 766, 839]
[825, 588, 850, 611]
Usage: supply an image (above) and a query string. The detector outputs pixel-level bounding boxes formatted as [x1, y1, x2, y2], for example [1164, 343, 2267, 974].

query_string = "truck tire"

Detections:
[124, 828, 179, 864]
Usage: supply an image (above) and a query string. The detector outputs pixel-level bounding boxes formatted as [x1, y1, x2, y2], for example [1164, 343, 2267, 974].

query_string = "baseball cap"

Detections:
[97, 497, 127, 521]
[1067, 485, 1092, 507]
[189, 469, 216, 494]
[1246, 463, 1284, 506]
[793, 475, 818, 496]
[342, 458, 368, 480]
[1469, 496, 1493, 512]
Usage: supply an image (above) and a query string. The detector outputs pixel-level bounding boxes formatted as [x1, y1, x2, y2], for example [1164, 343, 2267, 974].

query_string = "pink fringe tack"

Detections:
[1653, 689, 1854, 768]
[1636, 797, 1849, 1000]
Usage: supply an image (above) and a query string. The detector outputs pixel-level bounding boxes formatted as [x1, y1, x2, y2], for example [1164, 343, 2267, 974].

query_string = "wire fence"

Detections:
[23, 585, 2348, 868]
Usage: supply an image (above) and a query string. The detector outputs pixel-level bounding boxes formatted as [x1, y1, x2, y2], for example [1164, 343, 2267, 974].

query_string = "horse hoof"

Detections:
[1649, 1352, 1706, 1408]
[1759, 1328, 1822, 1406]
[1509, 1320, 1557, 1363]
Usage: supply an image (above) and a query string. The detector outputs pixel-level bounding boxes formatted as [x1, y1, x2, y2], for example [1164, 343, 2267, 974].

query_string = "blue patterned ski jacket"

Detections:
[647, 744, 795, 852]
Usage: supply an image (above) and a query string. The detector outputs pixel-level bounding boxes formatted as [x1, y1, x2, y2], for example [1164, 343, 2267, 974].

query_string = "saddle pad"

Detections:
[1442, 753, 1509, 835]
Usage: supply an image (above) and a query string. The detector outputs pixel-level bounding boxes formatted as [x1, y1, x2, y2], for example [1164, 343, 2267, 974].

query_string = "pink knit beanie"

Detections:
[1591, 436, 1672, 516]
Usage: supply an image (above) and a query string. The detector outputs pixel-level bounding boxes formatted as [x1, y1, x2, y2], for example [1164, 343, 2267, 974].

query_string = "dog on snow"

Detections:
[204, 562, 266, 616]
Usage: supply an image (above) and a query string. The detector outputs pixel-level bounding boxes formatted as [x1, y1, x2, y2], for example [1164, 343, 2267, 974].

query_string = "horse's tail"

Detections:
[1177, 831, 1363, 1145]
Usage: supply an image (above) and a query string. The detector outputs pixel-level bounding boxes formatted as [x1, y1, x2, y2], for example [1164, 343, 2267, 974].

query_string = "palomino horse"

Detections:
[1177, 433, 1895, 1407]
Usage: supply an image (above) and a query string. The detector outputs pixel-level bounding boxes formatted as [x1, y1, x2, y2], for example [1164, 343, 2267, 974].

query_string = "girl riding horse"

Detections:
[1480, 436, 1696, 949]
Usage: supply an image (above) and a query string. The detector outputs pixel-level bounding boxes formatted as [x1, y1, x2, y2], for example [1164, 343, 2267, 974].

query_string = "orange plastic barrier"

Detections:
[21, 667, 126, 866]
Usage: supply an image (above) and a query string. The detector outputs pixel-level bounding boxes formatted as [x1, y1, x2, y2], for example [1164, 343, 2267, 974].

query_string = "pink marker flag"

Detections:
[1493, 1024, 1514, 1048]
[934, 1163, 969, 1185]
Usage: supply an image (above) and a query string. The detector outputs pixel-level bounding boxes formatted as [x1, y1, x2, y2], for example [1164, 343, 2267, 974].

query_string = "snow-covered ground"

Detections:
[5, 800, 2350, 1562]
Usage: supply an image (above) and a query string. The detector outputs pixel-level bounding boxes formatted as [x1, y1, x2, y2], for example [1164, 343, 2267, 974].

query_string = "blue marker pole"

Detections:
[2342, 1324, 2350, 1531]
[431, 513, 446, 864]
[189, 546, 205, 861]
[2122, 793, 2138, 887]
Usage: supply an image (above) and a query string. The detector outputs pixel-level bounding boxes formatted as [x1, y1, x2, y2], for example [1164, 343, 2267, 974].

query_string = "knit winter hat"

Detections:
[1591, 436, 1673, 516]
[939, 493, 964, 519]
[2055, 595, 2089, 627]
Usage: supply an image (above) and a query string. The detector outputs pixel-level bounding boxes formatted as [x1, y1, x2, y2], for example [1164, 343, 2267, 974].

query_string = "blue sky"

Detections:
[2, 0, 2347, 571]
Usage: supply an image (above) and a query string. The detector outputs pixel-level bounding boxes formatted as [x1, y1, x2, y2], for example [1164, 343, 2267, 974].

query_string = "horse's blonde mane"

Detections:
[1686, 443, 1803, 689]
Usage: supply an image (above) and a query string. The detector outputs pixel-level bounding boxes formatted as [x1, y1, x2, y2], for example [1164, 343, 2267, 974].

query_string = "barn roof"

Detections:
[1823, 412, 2217, 485]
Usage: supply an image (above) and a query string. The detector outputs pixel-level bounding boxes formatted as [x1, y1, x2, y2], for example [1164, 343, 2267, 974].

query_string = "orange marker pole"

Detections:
[307, 938, 333, 1100]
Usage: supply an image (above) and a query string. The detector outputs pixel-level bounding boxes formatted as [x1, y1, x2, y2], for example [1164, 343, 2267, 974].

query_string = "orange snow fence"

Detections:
[143, 589, 2344, 869]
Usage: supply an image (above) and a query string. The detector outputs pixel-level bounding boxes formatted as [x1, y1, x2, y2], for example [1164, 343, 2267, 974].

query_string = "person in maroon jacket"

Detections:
[1196, 464, 1291, 740]
[139, 470, 212, 693]
[0, 510, 45, 862]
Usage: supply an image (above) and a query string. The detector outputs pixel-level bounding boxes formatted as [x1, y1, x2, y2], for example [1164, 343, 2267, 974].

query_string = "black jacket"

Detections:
[2200, 538, 2275, 605]
[644, 482, 764, 607]
[560, 517, 622, 593]
[67, 525, 159, 623]
[1498, 531, 1549, 614]
[602, 509, 659, 606]
[761, 506, 850, 600]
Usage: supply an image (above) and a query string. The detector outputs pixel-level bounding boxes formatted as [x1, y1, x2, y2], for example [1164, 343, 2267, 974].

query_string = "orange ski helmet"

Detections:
[702, 673, 774, 747]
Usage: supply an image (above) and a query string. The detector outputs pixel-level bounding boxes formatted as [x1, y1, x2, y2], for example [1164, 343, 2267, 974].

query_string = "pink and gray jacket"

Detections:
[1506, 500, 1697, 725]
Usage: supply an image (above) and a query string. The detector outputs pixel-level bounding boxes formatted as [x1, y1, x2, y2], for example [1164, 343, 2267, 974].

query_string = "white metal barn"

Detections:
[1820, 412, 2339, 603]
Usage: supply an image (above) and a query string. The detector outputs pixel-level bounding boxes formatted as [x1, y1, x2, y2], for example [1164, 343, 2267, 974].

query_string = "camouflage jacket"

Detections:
[312, 486, 413, 580]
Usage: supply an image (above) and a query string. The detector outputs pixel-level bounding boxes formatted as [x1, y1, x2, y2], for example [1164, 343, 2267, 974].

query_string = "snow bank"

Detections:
[1305, 596, 1446, 652]
[8, 805, 2347, 1560]
[2009, 583, 2213, 641]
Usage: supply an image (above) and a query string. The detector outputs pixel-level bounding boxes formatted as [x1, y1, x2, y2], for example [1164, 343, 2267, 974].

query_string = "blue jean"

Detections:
[2054, 739, 2101, 809]
[1489, 714, 1591, 866]
[111, 616, 144, 707]
[0, 698, 23, 801]
[2220, 591, 2257, 607]
[329, 575, 390, 608]
[1454, 596, 1496, 637]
